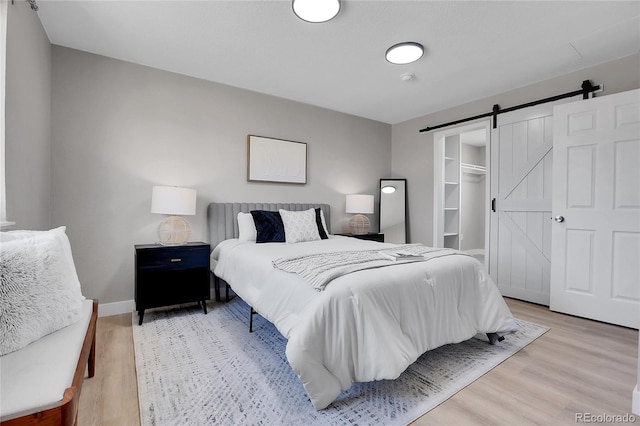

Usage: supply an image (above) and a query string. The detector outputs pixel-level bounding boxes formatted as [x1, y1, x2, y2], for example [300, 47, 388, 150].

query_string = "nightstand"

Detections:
[135, 242, 210, 325]
[336, 233, 385, 243]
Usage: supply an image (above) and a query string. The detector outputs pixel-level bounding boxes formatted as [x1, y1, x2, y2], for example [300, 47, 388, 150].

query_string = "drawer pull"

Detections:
[170, 258, 182, 263]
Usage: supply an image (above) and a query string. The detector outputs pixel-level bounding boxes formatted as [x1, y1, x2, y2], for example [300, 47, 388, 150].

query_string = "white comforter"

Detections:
[212, 236, 517, 410]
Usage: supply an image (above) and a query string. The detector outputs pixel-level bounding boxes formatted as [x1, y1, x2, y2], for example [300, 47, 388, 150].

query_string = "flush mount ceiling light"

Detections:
[385, 42, 424, 65]
[292, 0, 340, 23]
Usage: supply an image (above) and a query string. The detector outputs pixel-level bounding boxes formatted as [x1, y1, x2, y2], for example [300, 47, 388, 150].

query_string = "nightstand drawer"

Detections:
[136, 245, 209, 270]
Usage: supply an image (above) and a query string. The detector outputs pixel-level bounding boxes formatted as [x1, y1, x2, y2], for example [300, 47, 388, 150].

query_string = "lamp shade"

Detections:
[346, 194, 374, 214]
[151, 186, 197, 216]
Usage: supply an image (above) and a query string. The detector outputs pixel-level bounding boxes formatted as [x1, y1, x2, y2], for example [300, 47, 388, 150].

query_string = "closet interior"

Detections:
[440, 128, 487, 262]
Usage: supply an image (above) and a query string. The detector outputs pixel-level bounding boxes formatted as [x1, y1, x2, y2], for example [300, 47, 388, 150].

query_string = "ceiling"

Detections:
[35, 1, 640, 124]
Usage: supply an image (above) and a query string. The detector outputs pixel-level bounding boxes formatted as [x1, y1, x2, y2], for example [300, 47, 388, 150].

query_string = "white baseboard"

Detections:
[98, 299, 135, 317]
[633, 385, 640, 416]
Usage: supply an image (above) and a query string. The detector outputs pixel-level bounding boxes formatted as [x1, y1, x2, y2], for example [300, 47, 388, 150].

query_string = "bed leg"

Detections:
[249, 307, 255, 333]
[213, 273, 221, 302]
[487, 332, 505, 345]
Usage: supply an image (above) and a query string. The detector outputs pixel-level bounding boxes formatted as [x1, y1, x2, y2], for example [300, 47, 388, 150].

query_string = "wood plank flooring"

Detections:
[77, 298, 638, 425]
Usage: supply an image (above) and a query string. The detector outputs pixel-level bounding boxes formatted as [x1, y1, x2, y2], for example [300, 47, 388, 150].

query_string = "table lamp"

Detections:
[151, 186, 197, 245]
[346, 194, 374, 235]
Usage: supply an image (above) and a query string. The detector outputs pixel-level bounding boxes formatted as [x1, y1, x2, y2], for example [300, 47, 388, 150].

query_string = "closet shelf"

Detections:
[460, 162, 486, 175]
[443, 233, 458, 237]
[444, 181, 459, 185]
[444, 207, 458, 211]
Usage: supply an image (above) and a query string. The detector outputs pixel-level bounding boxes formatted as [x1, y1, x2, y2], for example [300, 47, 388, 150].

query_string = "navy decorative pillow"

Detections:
[250, 210, 285, 243]
[315, 208, 329, 239]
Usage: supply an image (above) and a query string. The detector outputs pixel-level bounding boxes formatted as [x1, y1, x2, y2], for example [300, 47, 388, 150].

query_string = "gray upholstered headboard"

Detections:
[207, 202, 331, 249]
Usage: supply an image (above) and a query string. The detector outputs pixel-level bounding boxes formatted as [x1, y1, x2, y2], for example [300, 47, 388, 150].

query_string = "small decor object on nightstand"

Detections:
[151, 186, 197, 245]
[346, 194, 374, 235]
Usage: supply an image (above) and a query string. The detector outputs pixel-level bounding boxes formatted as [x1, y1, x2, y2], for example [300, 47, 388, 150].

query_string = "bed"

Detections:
[208, 202, 517, 410]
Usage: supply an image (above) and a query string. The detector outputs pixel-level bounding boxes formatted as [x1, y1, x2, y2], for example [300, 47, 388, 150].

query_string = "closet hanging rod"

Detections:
[419, 80, 601, 133]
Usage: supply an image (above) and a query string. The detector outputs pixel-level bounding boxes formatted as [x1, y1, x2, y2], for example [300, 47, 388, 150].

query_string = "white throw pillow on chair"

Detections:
[0, 227, 84, 355]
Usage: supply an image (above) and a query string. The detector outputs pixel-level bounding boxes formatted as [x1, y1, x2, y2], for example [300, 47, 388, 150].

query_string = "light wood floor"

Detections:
[78, 299, 638, 425]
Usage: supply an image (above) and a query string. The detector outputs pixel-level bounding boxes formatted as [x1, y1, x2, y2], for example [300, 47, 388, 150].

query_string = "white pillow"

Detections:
[279, 208, 321, 244]
[0, 227, 83, 294]
[0, 227, 81, 279]
[237, 212, 257, 242]
[0, 227, 84, 355]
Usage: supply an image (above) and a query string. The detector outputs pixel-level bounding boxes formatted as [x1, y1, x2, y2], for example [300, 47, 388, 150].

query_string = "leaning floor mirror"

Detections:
[379, 179, 407, 244]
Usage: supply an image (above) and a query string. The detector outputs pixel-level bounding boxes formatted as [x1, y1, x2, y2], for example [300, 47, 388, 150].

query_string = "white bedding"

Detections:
[212, 236, 517, 410]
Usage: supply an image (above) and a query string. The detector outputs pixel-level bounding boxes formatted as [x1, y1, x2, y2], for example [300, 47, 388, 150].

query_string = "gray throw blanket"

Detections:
[272, 244, 466, 291]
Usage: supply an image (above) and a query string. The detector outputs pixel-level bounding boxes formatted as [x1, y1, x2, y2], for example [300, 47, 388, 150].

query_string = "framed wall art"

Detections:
[247, 135, 307, 184]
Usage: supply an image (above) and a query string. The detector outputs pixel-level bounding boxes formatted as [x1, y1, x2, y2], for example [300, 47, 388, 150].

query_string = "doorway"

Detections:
[433, 121, 490, 265]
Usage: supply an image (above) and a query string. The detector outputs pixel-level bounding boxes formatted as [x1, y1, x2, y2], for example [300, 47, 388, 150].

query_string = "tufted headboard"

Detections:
[207, 202, 331, 249]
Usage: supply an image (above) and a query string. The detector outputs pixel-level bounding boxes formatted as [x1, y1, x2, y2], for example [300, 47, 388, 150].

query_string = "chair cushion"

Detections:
[0, 299, 93, 421]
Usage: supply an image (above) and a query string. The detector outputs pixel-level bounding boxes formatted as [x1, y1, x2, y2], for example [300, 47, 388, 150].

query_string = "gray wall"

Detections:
[392, 53, 640, 244]
[5, 1, 51, 230]
[51, 46, 391, 304]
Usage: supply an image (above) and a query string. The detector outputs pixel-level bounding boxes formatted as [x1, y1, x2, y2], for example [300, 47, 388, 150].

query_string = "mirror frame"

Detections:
[379, 178, 407, 244]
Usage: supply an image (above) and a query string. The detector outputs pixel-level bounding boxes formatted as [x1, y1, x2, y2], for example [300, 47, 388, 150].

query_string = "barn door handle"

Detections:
[491, 198, 496, 212]
[554, 216, 565, 223]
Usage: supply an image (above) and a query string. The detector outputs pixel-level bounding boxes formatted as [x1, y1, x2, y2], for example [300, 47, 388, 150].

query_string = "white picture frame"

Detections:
[247, 135, 307, 184]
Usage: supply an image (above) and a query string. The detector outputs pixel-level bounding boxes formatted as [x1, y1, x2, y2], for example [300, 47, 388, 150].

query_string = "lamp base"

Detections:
[157, 215, 192, 245]
[349, 214, 371, 235]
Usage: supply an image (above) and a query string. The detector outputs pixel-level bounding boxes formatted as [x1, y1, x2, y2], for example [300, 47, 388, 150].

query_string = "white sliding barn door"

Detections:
[550, 89, 640, 329]
[489, 107, 554, 305]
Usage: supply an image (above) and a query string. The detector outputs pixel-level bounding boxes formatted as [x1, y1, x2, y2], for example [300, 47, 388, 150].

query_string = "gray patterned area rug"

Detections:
[133, 298, 548, 426]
